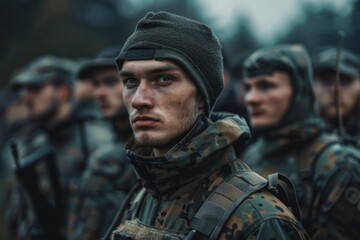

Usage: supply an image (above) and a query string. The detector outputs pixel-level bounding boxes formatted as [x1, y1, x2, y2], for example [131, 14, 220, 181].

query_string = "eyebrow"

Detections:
[119, 64, 180, 77]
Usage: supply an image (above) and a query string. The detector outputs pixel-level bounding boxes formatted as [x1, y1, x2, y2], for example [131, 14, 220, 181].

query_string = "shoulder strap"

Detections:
[186, 171, 268, 240]
[299, 134, 340, 179]
[186, 171, 302, 240]
[268, 173, 301, 221]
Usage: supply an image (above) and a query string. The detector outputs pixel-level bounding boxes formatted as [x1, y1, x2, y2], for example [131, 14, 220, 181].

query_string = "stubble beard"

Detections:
[134, 106, 199, 150]
[34, 97, 59, 125]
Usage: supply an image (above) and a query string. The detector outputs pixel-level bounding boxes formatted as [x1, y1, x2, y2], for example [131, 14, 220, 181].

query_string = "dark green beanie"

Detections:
[115, 11, 224, 116]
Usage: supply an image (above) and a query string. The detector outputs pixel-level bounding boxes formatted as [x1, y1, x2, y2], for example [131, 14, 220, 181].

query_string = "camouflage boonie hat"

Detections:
[313, 47, 360, 78]
[243, 44, 314, 126]
[77, 48, 120, 79]
[10, 56, 76, 88]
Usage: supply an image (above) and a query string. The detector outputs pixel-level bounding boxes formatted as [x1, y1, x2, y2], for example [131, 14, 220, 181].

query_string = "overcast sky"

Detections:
[195, 0, 355, 44]
[115, 0, 355, 45]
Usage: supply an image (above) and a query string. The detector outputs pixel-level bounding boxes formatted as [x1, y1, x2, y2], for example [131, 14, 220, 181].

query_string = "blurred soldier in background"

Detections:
[0, 88, 29, 240]
[313, 47, 360, 142]
[242, 44, 360, 239]
[0, 73, 46, 240]
[77, 47, 133, 142]
[75, 59, 102, 120]
[77, 47, 137, 213]
[3, 55, 130, 240]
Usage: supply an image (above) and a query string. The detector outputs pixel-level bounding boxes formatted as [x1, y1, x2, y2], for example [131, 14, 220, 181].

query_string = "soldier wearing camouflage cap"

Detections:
[242, 44, 360, 239]
[104, 11, 309, 240]
[313, 47, 360, 140]
[4, 55, 127, 239]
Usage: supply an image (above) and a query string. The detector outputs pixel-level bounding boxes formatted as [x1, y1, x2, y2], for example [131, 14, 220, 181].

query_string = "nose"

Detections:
[245, 88, 261, 107]
[94, 84, 107, 99]
[19, 90, 32, 105]
[131, 81, 153, 110]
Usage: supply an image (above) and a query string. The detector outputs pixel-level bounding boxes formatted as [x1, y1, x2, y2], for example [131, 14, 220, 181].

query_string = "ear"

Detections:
[223, 70, 230, 88]
[197, 95, 206, 113]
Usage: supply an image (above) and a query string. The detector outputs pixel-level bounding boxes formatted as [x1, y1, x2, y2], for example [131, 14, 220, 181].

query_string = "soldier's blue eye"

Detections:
[155, 76, 173, 85]
[123, 78, 139, 88]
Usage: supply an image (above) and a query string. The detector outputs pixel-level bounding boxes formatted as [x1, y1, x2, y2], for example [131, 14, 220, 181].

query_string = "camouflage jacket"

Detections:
[243, 118, 360, 239]
[110, 113, 309, 240]
[3, 104, 136, 240]
[325, 110, 360, 147]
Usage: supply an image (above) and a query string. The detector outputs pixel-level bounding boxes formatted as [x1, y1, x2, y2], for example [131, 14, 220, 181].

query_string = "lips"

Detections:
[100, 105, 110, 110]
[132, 116, 159, 128]
[249, 109, 264, 117]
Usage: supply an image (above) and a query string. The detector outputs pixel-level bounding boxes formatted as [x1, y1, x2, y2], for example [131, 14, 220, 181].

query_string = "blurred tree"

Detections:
[223, 16, 260, 66]
[278, 1, 359, 55]
[0, 0, 202, 88]
[0, 0, 359, 89]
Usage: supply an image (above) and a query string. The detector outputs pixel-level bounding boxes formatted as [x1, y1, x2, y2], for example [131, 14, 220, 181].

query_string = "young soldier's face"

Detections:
[314, 70, 360, 121]
[120, 59, 204, 156]
[244, 71, 293, 131]
[93, 68, 125, 119]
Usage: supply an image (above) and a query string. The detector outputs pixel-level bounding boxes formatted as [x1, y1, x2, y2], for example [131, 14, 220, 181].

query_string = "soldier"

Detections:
[104, 11, 309, 240]
[242, 44, 360, 239]
[77, 47, 132, 142]
[4, 56, 129, 240]
[77, 48, 137, 205]
[313, 47, 360, 141]
[0, 88, 25, 240]
[75, 59, 102, 120]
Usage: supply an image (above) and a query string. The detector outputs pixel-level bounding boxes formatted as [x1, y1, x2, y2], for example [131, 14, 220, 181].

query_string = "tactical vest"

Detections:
[104, 170, 301, 240]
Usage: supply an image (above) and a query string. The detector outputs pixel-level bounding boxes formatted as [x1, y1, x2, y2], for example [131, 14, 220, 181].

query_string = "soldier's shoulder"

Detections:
[232, 190, 298, 224]
[311, 141, 360, 238]
[223, 190, 306, 239]
[315, 140, 360, 176]
[217, 172, 304, 237]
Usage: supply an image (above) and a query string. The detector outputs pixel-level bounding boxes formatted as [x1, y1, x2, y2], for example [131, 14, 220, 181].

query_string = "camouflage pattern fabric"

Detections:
[3, 104, 136, 240]
[111, 113, 309, 240]
[243, 118, 360, 239]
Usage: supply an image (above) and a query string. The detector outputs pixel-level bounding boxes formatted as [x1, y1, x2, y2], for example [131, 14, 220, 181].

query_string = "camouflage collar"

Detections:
[256, 118, 325, 155]
[125, 113, 250, 196]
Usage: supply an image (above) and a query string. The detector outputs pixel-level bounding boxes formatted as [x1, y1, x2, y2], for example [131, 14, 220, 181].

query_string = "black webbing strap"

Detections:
[268, 173, 302, 221]
[187, 172, 268, 240]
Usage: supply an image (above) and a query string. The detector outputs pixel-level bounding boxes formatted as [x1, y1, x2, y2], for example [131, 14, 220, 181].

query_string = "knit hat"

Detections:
[243, 44, 314, 128]
[313, 47, 360, 78]
[115, 11, 224, 116]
